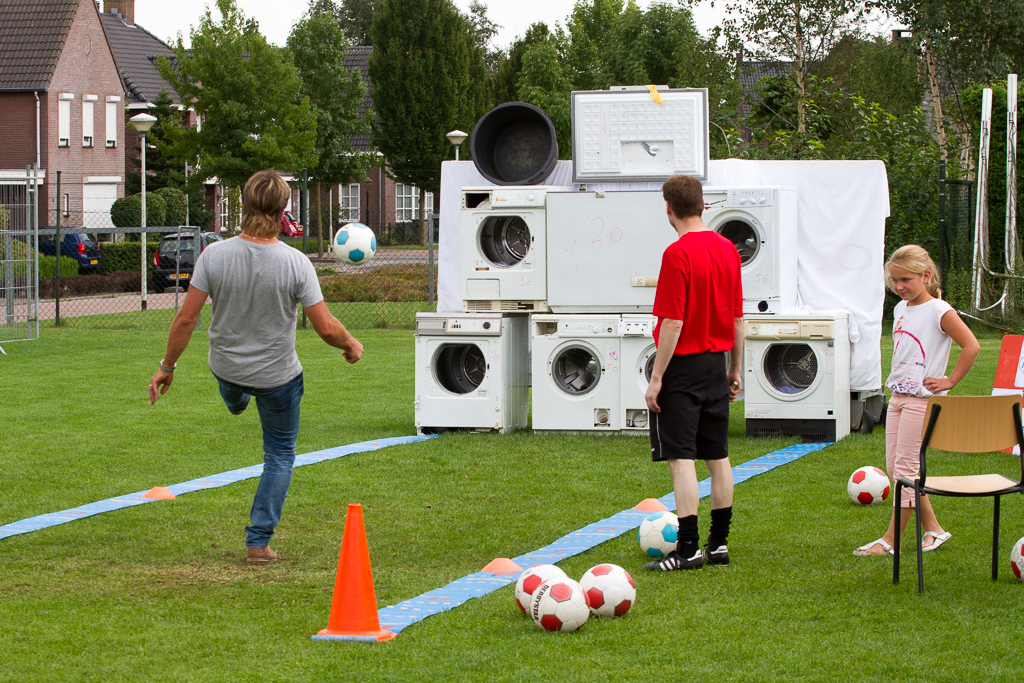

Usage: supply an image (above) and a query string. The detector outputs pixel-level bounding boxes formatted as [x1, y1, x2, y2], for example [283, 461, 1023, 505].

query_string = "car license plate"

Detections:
[169, 273, 189, 279]
[90, 259, 98, 265]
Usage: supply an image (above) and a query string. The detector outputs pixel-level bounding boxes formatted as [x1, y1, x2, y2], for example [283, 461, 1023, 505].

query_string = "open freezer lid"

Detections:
[571, 87, 709, 183]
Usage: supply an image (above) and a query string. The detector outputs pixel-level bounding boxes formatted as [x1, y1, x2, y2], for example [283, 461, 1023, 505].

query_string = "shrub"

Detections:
[319, 264, 433, 303]
[98, 241, 159, 275]
[110, 193, 167, 229]
[153, 187, 188, 226]
[38, 254, 79, 278]
[38, 271, 143, 298]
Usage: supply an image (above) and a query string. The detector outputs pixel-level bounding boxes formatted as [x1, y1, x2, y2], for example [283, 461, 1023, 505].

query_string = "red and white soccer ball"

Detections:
[579, 563, 636, 618]
[514, 564, 568, 613]
[529, 578, 591, 632]
[847, 466, 891, 505]
[1010, 537, 1024, 581]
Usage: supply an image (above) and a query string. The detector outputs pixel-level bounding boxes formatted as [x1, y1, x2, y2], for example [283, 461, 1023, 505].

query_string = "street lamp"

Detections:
[446, 129, 468, 161]
[130, 113, 157, 311]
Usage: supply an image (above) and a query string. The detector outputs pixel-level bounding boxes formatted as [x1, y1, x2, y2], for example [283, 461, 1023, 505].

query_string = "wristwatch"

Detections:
[159, 360, 176, 373]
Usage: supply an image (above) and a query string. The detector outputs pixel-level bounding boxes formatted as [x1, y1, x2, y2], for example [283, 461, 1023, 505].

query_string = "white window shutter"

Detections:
[82, 100, 95, 146]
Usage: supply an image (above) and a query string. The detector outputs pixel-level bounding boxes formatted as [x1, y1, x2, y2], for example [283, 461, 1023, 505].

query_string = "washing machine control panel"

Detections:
[726, 189, 773, 208]
[619, 316, 655, 336]
[488, 188, 547, 208]
[559, 319, 618, 337]
[443, 317, 502, 335]
[746, 320, 835, 340]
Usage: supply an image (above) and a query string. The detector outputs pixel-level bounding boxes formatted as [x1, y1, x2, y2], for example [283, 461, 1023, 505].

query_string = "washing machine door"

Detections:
[550, 343, 602, 395]
[707, 210, 766, 267]
[433, 342, 488, 394]
[636, 343, 657, 389]
[478, 215, 531, 267]
[760, 342, 821, 398]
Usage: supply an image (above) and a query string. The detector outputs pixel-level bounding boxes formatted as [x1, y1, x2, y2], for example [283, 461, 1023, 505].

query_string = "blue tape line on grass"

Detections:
[376, 442, 829, 634]
[0, 436, 434, 541]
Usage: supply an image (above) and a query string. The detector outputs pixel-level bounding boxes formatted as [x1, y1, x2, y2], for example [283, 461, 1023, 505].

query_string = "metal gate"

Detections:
[1, 170, 40, 342]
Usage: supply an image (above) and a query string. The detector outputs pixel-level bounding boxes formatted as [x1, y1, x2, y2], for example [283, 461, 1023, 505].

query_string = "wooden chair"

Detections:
[893, 394, 1024, 592]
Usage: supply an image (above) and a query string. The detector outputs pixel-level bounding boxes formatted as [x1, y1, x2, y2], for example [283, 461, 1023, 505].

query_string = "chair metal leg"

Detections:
[916, 487, 925, 594]
[893, 481, 903, 585]
[993, 495, 1001, 581]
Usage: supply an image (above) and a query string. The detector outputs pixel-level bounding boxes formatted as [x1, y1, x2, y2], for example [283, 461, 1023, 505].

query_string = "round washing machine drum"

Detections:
[714, 216, 760, 265]
[479, 215, 530, 267]
[434, 343, 487, 394]
[551, 344, 601, 395]
[762, 343, 818, 396]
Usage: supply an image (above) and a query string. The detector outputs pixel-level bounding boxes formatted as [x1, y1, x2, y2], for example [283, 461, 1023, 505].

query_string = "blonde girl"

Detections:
[854, 245, 980, 556]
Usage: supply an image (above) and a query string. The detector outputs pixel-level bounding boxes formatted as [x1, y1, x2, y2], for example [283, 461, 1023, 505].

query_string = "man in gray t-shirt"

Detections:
[191, 238, 323, 388]
[148, 170, 363, 566]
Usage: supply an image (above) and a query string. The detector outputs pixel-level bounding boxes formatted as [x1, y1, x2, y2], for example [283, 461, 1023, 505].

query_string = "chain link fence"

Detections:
[28, 172, 439, 331]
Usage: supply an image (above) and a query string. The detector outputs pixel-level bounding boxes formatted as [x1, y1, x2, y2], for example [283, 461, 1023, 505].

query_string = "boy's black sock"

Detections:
[707, 506, 733, 550]
[677, 514, 699, 556]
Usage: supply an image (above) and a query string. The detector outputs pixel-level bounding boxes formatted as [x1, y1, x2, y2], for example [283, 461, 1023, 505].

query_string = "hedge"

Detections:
[319, 264, 432, 303]
[111, 193, 167, 229]
[39, 255, 79, 278]
[153, 187, 188, 226]
[98, 241, 159, 275]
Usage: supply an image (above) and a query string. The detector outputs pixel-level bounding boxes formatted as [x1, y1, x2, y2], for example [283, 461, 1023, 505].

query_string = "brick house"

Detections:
[0, 0, 126, 228]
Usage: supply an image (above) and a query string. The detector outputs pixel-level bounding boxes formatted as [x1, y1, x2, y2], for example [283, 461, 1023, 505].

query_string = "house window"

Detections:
[63, 193, 70, 217]
[396, 183, 433, 221]
[83, 96, 97, 147]
[219, 186, 229, 231]
[58, 94, 74, 147]
[339, 183, 360, 222]
[105, 96, 121, 148]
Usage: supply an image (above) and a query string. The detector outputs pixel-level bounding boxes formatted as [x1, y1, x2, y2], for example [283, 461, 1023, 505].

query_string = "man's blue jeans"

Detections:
[215, 372, 304, 548]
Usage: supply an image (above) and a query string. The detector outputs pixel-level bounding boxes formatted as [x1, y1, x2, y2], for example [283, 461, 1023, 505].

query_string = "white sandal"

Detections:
[853, 538, 893, 556]
[922, 530, 951, 552]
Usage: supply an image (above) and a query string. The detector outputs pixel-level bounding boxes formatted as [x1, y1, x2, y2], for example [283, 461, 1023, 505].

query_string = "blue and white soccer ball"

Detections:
[638, 511, 678, 558]
[333, 222, 376, 266]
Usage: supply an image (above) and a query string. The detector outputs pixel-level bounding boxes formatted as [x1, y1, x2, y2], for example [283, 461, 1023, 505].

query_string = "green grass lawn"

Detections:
[1, 324, 1022, 682]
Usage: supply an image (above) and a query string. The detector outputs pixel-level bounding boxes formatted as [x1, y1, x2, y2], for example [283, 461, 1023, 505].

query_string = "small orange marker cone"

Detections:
[313, 504, 397, 643]
[143, 486, 176, 500]
[481, 557, 522, 573]
[633, 498, 670, 512]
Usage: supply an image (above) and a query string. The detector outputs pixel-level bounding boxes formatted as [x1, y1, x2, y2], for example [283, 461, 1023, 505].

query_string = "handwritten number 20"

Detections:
[591, 217, 623, 245]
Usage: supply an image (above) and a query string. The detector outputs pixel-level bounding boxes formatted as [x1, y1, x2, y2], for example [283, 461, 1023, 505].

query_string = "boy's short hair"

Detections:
[662, 175, 704, 219]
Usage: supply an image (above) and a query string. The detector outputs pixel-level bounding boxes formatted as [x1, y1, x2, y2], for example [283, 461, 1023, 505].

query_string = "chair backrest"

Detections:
[922, 395, 1024, 453]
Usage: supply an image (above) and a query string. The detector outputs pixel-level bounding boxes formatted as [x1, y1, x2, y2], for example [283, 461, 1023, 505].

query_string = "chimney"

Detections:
[105, 0, 134, 25]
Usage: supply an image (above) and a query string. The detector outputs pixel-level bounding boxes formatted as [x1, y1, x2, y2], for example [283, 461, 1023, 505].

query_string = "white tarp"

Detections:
[438, 159, 888, 391]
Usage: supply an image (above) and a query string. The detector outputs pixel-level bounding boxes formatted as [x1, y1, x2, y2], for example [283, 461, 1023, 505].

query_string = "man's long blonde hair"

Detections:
[240, 170, 289, 239]
[885, 244, 942, 298]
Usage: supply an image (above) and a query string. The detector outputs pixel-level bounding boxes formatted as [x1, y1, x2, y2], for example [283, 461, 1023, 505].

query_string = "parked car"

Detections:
[38, 232, 101, 273]
[151, 232, 224, 292]
[281, 211, 303, 237]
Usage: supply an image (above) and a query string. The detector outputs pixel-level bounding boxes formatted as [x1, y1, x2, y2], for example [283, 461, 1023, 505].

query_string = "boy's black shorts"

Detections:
[649, 351, 730, 462]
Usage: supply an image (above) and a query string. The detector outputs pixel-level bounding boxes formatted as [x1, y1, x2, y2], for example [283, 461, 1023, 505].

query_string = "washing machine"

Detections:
[702, 186, 798, 315]
[619, 314, 657, 433]
[461, 186, 569, 312]
[532, 313, 622, 432]
[414, 312, 529, 434]
[744, 312, 851, 442]
[544, 191, 674, 313]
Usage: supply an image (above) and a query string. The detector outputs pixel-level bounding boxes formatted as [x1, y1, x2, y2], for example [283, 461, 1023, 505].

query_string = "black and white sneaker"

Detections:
[702, 543, 729, 566]
[642, 548, 704, 571]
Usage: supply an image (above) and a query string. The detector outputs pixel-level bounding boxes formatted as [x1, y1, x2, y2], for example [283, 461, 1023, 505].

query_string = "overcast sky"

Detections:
[131, 0, 731, 50]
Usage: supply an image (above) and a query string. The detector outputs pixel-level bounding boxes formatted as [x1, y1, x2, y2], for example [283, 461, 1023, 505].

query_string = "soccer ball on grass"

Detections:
[529, 578, 590, 632]
[579, 563, 636, 617]
[847, 466, 891, 506]
[638, 511, 678, 558]
[333, 222, 376, 265]
[1010, 537, 1024, 581]
[514, 564, 567, 613]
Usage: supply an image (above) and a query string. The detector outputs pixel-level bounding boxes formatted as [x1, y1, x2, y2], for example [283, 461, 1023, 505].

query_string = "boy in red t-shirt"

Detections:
[643, 175, 744, 571]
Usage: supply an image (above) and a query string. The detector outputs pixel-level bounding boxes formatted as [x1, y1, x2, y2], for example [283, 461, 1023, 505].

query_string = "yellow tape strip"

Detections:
[648, 85, 664, 105]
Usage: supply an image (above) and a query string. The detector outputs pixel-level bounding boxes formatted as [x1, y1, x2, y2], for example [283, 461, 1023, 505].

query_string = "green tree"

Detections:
[156, 0, 317, 190]
[489, 22, 550, 105]
[288, 5, 375, 255]
[717, 0, 866, 133]
[819, 35, 924, 119]
[126, 90, 184, 195]
[517, 38, 574, 158]
[339, 0, 376, 45]
[370, 0, 482, 238]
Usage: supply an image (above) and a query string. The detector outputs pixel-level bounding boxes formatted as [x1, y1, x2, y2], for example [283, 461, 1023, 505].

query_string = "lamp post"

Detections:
[130, 113, 157, 311]
[446, 129, 468, 161]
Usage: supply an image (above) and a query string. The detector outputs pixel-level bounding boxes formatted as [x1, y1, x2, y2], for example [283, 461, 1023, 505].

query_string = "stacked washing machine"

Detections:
[417, 88, 853, 440]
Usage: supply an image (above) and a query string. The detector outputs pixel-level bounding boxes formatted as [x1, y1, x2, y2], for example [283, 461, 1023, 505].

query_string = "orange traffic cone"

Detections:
[312, 504, 397, 642]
